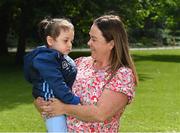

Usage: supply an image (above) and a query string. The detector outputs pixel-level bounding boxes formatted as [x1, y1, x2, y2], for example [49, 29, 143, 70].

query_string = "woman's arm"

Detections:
[45, 89, 128, 122]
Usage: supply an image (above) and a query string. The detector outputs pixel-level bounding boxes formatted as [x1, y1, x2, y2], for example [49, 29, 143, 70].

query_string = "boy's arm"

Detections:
[33, 52, 80, 105]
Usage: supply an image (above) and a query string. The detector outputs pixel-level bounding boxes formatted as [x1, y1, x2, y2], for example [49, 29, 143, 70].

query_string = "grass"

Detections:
[0, 55, 46, 132]
[0, 49, 180, 132]
[121, 49, 180, 132]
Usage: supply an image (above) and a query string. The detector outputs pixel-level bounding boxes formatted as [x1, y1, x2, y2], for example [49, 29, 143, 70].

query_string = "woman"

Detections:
[35, 14, 138, 132]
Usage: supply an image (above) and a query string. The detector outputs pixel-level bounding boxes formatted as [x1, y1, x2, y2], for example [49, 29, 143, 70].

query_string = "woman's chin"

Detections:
[90, 54, 96, 60]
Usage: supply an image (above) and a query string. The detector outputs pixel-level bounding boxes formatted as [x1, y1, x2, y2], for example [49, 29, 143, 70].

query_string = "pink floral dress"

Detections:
[67, 56, 135, 132]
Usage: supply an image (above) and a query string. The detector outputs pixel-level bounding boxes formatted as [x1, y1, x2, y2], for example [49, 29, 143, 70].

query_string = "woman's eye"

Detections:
[89, 37, 96, 42]
[91, 38, 95, 42]
[64, 40, 68, 43]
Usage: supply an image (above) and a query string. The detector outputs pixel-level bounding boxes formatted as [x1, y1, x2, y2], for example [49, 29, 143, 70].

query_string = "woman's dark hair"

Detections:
[94, 15, 138, 85]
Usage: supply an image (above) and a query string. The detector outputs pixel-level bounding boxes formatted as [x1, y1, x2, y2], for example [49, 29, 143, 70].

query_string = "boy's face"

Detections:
[48, 29, 74, 55]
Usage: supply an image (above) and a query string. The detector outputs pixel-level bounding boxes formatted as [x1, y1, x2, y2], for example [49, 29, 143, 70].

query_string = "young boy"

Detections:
[23, 18, 80, 132]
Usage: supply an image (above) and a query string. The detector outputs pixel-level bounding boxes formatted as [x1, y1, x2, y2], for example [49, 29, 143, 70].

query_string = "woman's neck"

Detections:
[93, 59, 110, 70]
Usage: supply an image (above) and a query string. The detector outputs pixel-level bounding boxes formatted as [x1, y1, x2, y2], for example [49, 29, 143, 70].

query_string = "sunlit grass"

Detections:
[0, 49, 179, 131]
[121, 49, 180, 132]
[0, 59, 45, 132]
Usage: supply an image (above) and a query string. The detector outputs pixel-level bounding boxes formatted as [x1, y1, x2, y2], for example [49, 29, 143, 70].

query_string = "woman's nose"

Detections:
[87, 40, 91, 46]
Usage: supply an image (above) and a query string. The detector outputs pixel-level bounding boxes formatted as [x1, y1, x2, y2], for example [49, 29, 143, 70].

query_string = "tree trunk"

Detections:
[15, 32, 26, 65]
[15, 1, 29, 65]
[0, 2, 11, 55]
[0, 32, 8, 56]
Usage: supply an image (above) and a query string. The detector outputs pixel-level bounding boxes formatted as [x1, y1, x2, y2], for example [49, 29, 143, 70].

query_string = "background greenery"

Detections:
[0, 0, 179, 131]
[0, 49, 179, 132]
[0, 0, 179, 64]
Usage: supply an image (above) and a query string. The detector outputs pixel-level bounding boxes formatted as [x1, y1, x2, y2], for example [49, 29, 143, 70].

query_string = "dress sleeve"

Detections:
[105, 67, 135, 104]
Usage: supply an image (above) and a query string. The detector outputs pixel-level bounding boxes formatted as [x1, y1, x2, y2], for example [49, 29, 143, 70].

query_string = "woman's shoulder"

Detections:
[108, 66, 135, 87]
[118, 66, 133, 75]
[115, 66, 134, 82]
[107, 66, 135, 104]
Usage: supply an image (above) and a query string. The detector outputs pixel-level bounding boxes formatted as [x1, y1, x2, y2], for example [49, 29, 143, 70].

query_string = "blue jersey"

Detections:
[23, 46, 80, 105]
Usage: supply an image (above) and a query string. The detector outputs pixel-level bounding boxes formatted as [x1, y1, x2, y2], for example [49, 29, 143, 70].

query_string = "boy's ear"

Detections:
[46, 36, 54, 46]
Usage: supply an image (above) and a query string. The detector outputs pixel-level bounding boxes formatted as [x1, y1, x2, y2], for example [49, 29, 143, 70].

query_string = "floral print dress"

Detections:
[67, 56, 135, 132]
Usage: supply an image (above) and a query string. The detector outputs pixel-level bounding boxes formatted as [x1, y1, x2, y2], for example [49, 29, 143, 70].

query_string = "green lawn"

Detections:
[0, 49, 180, 132]
[121, 49, 180, 132]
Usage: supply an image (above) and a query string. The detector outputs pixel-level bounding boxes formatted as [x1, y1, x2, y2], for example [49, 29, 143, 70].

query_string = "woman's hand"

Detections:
[34, 97, 49, 114]
[43, 98, 66, 117]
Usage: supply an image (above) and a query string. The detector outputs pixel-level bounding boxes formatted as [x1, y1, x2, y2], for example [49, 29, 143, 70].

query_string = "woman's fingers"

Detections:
[37, 97, 44, 100]
[34, 98, 44, 113]
[42, 105, 56, 117]
[33, 97, 63, 117]
[42, 105, 52, 112]
[35, 97, 45, 106]
[49, 98, 59, 102]
[36, 98, 65, 116]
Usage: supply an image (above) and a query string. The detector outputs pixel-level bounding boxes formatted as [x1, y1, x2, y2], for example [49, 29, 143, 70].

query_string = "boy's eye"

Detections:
[64, 40, 68, 43]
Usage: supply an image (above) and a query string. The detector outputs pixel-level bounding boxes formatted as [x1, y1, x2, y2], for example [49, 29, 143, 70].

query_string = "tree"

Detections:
[0, 1, 13, 55]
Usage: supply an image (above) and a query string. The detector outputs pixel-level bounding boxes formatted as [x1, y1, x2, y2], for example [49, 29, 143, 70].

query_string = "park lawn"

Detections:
[121, 49, 180, 132]
[0, 49, 179, 132]
[0, 55, 46, 132]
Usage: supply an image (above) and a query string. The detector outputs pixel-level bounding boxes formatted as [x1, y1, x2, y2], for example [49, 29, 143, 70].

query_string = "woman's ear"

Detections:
[109, 40, 115, 50]
[46, 36, 54, 46]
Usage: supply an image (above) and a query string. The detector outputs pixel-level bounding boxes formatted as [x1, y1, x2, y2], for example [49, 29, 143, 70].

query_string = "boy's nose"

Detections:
[68, 41, 72, 47]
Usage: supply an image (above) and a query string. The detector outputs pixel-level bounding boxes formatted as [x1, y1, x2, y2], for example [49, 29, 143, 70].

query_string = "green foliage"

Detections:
[0, 0, 179, 57]
[128, 0, 179, 46]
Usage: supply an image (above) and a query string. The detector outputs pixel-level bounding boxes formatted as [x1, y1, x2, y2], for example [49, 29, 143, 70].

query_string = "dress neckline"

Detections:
[92, 59, 110, 72]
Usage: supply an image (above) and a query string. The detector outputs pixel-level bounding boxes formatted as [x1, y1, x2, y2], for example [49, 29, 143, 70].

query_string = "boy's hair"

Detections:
[38, 17, 74, 45]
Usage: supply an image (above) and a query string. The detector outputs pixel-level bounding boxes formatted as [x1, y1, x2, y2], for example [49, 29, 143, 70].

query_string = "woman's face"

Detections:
[88, 24, 114, 61]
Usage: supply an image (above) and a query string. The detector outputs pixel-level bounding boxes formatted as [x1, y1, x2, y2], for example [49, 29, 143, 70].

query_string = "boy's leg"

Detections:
[45, 115, 67, 132]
